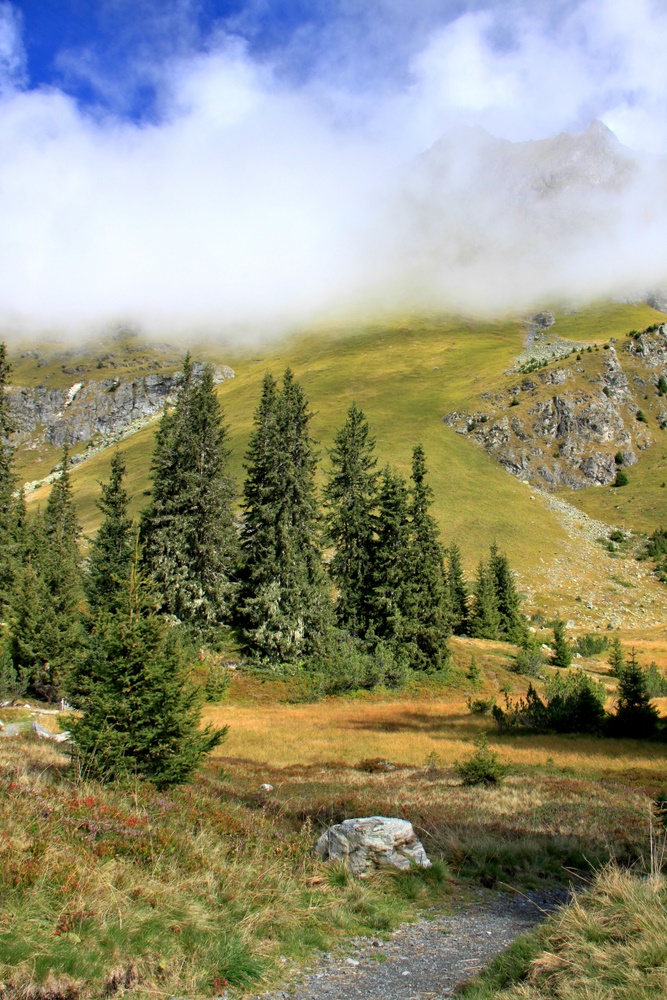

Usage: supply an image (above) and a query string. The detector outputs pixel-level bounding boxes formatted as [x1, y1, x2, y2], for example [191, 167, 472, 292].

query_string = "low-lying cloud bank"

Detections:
[3, 0, 667, 341]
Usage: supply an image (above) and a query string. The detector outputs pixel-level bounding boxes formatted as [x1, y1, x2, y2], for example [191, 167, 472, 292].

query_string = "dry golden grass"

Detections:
[204, 688, 667, 780]
[462, 865, 667, 999]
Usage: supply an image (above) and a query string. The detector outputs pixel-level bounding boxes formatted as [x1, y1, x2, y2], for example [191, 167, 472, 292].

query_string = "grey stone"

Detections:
[314, 817, 431, 876]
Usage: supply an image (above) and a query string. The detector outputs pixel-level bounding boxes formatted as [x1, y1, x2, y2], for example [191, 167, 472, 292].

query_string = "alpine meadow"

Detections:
[3, 3, 667, 1000]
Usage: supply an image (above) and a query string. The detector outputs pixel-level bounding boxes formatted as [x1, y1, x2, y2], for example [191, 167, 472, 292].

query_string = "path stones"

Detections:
[314, 817, 431, 875]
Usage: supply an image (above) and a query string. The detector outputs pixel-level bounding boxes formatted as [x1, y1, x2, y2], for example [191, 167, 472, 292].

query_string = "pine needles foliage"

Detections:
[69, 554, 226, 787]
[140, 356, 238, 637]
[238, 370, 333, 664]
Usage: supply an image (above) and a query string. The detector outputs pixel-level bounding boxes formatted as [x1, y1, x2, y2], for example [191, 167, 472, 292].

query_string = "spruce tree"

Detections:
[608, 633, 624, 676]
[10, 448, 84, 699]
[469, 559, 500, 640]
[140, 357, 237, 636]
[69, 554, 225, 787]
[238, 370, 333, 663]
[401, 445, 450, 669]
[86, 451, 135, 613]
[608, 647, 659, 739]
[367, 465, 412, 647]
[324, 402, 378, 636]
[489, 543, 527, 644]
[552, 619, 572, 669]
[447, 543, 469, 635]
[0, 344, 18, 607]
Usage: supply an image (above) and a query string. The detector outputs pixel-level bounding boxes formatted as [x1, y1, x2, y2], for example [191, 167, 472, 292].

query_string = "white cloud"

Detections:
[3, 0, 667, 341]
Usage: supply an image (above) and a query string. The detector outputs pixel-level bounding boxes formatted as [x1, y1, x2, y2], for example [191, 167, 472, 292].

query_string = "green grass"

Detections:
[20, 299, 666, 569]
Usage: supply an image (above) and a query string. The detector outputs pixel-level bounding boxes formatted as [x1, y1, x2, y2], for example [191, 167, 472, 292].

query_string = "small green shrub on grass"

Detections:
[614, 469, 629, 487]
[574, 632, 609, 656]
[454, 735, 508, 786]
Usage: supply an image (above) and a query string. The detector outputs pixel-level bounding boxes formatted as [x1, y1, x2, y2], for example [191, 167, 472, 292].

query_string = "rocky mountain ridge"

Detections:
[444, 323, 667, 489]
[9, 361, 234, 454]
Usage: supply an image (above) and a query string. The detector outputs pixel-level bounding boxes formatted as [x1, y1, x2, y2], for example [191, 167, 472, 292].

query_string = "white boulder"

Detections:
[314, 816, 431, 876]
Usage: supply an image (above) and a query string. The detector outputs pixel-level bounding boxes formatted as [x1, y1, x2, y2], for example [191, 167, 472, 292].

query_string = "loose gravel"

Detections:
[253, 888, 569, 1000]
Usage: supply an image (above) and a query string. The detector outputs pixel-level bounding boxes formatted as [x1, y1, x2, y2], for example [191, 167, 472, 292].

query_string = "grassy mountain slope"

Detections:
[17, 302, 667, 623]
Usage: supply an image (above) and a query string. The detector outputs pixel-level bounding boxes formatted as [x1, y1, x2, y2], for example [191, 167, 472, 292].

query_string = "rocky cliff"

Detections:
[444, 324, 667, 489]
[9, 361, 234, 452]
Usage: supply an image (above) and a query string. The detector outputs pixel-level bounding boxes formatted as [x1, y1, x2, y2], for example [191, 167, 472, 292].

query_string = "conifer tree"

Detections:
[489, 543, 527, 643]
[238, 370, 333, 663]
[447, 543, 469, 635]
[0, 344, 18, 607]
[401, 445, 450, 669]
[86, 451, 135, 613]
[324, 402, 378, 635]
[367, 465, 412, 646]
[469, 558, 500, 640]
[608, 633, 624, 676]
[10, 448, 84, 698]
[551, 619, 572, 669]
[69, 553, 225, 787]
[608, 647, 659, 739]
[140, 357, 237, 635]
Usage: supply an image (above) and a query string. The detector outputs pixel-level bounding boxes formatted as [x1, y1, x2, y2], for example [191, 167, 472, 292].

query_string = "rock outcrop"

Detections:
[314, 816, 431, 876]
[444, 334, 666, 489]
[9, 362, 234, 450]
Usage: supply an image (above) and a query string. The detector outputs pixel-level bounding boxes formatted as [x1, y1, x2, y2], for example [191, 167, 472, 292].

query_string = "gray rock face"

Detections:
[314, 817, 431, 876]
[9, 362, 234, 449]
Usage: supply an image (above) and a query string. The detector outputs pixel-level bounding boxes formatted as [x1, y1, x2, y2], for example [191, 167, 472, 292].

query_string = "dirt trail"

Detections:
[252, 889, 568, 1000]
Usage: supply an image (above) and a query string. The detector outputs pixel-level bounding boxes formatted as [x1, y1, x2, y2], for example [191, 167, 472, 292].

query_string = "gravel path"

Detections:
[254, 889, 568, 1000]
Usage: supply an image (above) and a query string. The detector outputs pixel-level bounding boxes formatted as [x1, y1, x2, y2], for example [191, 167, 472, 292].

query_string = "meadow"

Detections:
[2, 635, 666, 999]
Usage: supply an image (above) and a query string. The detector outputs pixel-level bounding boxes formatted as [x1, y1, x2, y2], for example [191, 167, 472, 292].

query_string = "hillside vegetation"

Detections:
[15, 300, 667, 625]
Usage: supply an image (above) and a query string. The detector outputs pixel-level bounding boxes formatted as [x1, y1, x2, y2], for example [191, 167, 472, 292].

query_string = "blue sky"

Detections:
[15, 1, 497, 120]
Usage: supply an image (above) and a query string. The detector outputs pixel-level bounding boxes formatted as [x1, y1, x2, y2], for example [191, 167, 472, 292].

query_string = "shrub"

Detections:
[203, 660, 234, 702]
[454, 734, 508, 786]
[614, 470, 629, 487]
[644, 662, 667, 698]
[636, 409, 648, 424]
[658, 375, 667, 395]
[609, 529, 624, 543]
[614, 451, 624, 465]
[574, 633, 609, 657]
[287, 634, 408, 701]
[466, 696, 496, 715]
[493, 671, 606, 735]
[511, 646, 544, 676]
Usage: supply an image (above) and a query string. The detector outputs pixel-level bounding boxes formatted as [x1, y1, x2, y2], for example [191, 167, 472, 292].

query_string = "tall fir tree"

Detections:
[401, 445, 450, 669]
[86, 450, 135, 613]
[551, 619, 572, 669]
[447, 543, 469, 635]
[238, 370, 333, 663]
[10, 447, 84, 699]
[469, 558, 500, 640]
[489, 543, 527, 644]
[324, 402, 378, 635]
[367, 465, 412, 647]
[0, 344, 18, 608]
[140, 357, 237, 635]
[608, 647, 659, 739]
[69, 553, 225, 787]
[608, 633, 625, 676]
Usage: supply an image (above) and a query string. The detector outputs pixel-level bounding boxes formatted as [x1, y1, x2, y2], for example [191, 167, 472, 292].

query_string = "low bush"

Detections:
[614, 469, 629, 487]
[466, 696, 496, 715]
[511, 646, 544, 676]
[286, 634, 408, 701]
[574, 632, 609, 657]
[454, 734, 508, 786]
[493, 670, 607, 735]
